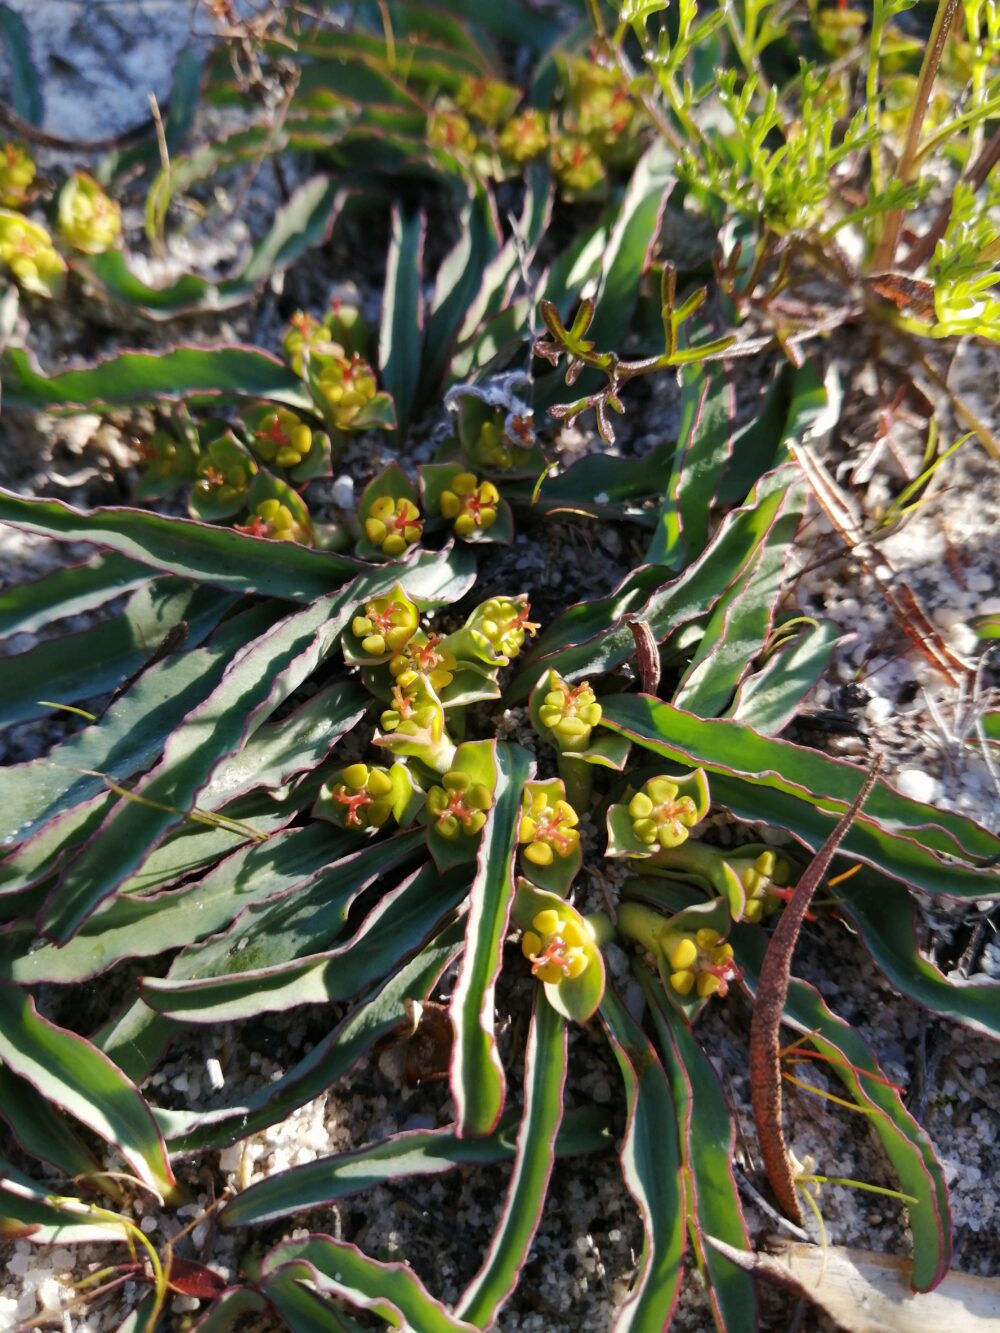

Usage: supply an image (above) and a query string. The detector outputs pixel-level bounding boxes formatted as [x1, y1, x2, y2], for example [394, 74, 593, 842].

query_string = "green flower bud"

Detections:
[428, 107, 478, 156]
[316, 351, 379, 431]
[0, 141, 36, 207]
[467, 596, 539, 661]
[348, 588, 419, 661]
[455, 76, 521, 128]
[57, 171, 121, 254]
[426, 769, 492, 840]
[325, 762, 395, 830]
[248, 407, 317, 469]
[364, 495, 423, 557]
[440, 472, 500, 537]
[498, 110, 548, 165]
[0, 212, 67, 298]
[628, 777, 700, 849]
[551, 135, 605, 196]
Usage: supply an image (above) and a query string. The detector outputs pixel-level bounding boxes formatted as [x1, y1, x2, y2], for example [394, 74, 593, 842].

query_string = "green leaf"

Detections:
[715, 361, 827, 506]
[837, 872, 1000, 1040]
[736, 926, 952, 1292]
[0, 3, 42, 124]
[589, 143, 675, 353]
[7, 823, 355, 986]
[0, 343, 310, 412]
[672, 480, 806, 717]
[0, 577, 231, 728]
[0, 984, 178, 1202]
[79, 177, 345, 318]
[510, 470, 794, 700]
[379, 206, 426, 437]
[422, 183, 500, 396]
[0, 1166, 130, 1244]
[220, 1105, 610, 1229]
[0, 1064, 106, 1182]
[0, 603, 281, 848]
[450, 741, 533, 1136]
[260, 1237, 477, 1332]
[457, 992, 566, 1326]
[0, 550, 151, 638]
[600, 985, 686, 1331]
[646, 363, 735, 568]
[640, 975, 758, 1332]
[33, 572, 457, 943]
[600, 693, 1000, 895]
[157, 920, 465, 1152]
[140, 858, 463, 1018]
[0, 485, 475, 602]
[727, 620, 845, 734]
[258, 1271, 368, 1333]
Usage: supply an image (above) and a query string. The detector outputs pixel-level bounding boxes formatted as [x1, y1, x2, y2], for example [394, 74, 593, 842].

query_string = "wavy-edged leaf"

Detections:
[379, 206, 426, 437]
[728, 619, 846, 734]
[0, 550, 151, 638]
[220, 1105, 610, 1230]
[0, 984, 177, 1201]
[510, 469, 795, 700]
[0, 602, 281, 857]
[157, 918, 465, 1152]
[79, 176, 344, 318]
[256, 1270, 367, 1332]
[0, 578, 232, 729]
[506, 442, 674, 524]
[0, 343, 310, 411]
[600, 694, 1000, 890]
[645, 363, 735, 568]
[0, 1164, 130, 1244]
[0, 3, 42, 123]
[457, 992, 566, 1325]
[141, 856, 461, 1018]
[0, 1064, 106, 1181]
[261, 1236, 477, 1333]
[640, 973, 758, 1332]
[7, 824, 355, 985]
[422, 184, 500, 396]
[450, 741, 533, 1137]
[34, 579, 432, 943]
[600, 985, 686, 1332]
[837, 872, 1000, 1039]
[736, 926, 952, 1292]
[188, 1287, 268, 1331]
[672, 480, 806, 717]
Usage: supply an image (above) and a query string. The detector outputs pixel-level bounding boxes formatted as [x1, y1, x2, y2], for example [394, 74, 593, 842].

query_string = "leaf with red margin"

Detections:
[450, 741, 534, 1137]
[600, 985, 686, 1331]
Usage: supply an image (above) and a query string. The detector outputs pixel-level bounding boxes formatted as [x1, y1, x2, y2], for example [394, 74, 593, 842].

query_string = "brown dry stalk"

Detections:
[790, 441, 973, 687]
[749, 754, 883, 1224]
[628, 618, 661, 696]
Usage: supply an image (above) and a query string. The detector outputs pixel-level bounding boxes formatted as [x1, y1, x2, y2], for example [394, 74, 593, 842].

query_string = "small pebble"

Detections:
[865, 695, 894, 725]
[205, 1057, 225, 1090]
[894, 768, 940, 804]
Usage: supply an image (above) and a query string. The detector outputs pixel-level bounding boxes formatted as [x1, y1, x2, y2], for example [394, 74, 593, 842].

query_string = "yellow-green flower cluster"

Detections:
[428, 108, 478, 157]
[0, 142, 35, 207]
[426, 770, 492, 840]
[550, 134, 605, 195]
[521, 908, 591, 984]
[498, 110, 548, 165]
[364, 496, 423, 557]
[663, 927, 739, 999]
[439, 472, 499, 537]
[389, 632, 456, 695]
[538, 677, 602, 751]
[57, 172, 121, 254]
[316, 352, 379, 431]
[236, 499, 309, 544]
[519, 791, 580, 867]
[455, 76, 520, 128]
[325, 763, 395, 830]
[250, 408, 317, 469]
[194, 444, 252, 508]
[350, 592, 419, 659]
[0, 213, 66, 297]
[734, 848, 791, 924]
[628, 777, 701, 849]
[469, 596, 539, 660]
